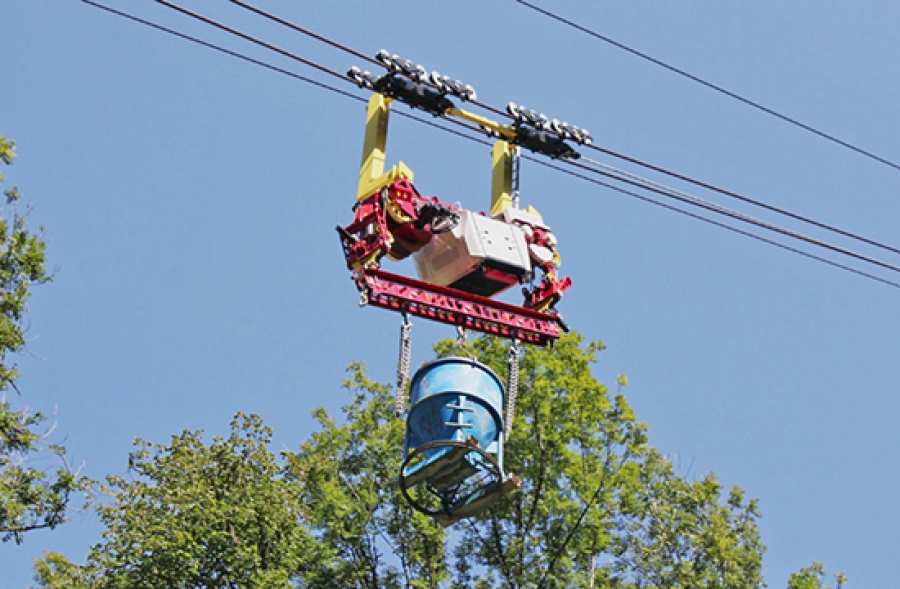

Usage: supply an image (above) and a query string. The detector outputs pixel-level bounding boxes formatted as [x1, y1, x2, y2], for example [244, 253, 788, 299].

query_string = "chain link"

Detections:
[455, 325, 475, 358]
[395, 313, 412, 416]
[505, 338, 522, 438]
[512, 145, 521, 208]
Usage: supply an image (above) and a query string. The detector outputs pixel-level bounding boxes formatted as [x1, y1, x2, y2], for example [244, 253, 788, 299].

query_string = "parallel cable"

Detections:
[227, 0, 513, 120]
[227, 0, 381, 67]
[567, 157, 900, 276]
[583, 144, 900, 256]
[80, 0, 366, 105]
[525, 154, 900, 289]
[163, 0, 900, 259]
[79, 0, 488, 145]
[154, 0, 351, 83]
[79, 0, 900, 291]
[227, 0, 900, 258]
[515, 0, 900, 174]
[432, 113, 900, 278]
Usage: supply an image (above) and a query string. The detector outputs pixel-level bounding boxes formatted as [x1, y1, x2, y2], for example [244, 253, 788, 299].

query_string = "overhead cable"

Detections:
[154, 0, 351, 83]
[527, 155, 900, 290]
[78, 0, 900, 291]
[408, 109, 900, 281]
[582, 144, 900, 256]
[226, 0, 513, 120]
[570, 157, 900, 275]
[223, 0, 900, 259]
[79, 0, 366, 104]
[515, 0, 900, 174]
[227, 0, 381, 68]
[422, 112, 900, 283]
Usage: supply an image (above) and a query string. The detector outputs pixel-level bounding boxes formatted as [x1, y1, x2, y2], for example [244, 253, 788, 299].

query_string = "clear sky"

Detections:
[3, 1, 899, 587]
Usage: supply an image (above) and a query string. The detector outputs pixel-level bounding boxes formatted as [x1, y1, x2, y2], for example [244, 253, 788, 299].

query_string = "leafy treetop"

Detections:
[0, 135, 84, 545]
[31, 332, 838, 588]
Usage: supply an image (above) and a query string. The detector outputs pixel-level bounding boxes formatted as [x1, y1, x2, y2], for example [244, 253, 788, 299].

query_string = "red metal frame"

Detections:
[354, 267, 562, 346]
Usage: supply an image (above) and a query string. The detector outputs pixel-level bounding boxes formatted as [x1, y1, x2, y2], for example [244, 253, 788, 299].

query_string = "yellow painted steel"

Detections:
[490, 141, 544, 223]
[490, 141, 515, 217]
[357, 94, 549, 228]
[358, 94, 414, 201]
[446, 107, 516, 141]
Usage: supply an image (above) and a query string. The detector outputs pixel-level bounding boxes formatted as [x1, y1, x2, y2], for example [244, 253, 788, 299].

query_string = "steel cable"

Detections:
[155, 0, 353, 83]
[515, 0, 900, 174]
[228, 0, 381, 67]
[226, 0, 900, 258]
[226, 0, 513, 120]
[524, 154, 900, 289]
[79, 0, 900, 291]
[569, 157, 900, 276]
[583, 144, 900, 257]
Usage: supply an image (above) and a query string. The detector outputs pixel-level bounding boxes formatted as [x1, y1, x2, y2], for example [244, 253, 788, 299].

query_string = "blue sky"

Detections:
[3, 1, 899, 586]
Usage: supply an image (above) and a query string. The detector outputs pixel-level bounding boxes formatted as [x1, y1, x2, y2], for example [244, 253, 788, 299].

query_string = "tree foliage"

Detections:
[438, 334, 764, 589]
[0, 135, 84, 544]
[787, 562, 846, 589]
[36, 413, 319, 588]
[286, 363, 448, 588]
[34, 332, 842, 587]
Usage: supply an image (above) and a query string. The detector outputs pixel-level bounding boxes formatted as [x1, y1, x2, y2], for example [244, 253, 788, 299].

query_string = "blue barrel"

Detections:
[405, 357, 505, 457]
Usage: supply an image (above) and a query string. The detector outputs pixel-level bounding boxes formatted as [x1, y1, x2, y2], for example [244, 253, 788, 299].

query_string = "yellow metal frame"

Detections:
[357, 94, 414, 201]
[490, 141, 515, 217]
[445, 107, 516, 142]
[357, 93, 544, 224]
[490, 140, 544, 223]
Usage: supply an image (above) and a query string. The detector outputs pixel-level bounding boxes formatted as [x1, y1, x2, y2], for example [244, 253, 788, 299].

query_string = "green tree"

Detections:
[0, 135, 84, 543]
[787, 562, 846, 589]
[36, 413, 320, 589]
[286, 362, 448, 589]
[439, 334, 763, 589]
[609, 450, 763, 587]
[34, 333, 840, 587]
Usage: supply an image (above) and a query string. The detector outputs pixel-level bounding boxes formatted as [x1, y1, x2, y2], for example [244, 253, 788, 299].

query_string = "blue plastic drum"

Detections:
[405, 357, 505, 457]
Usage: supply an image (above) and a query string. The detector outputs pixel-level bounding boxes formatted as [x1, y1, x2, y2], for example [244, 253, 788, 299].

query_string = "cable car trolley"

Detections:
[338, 50, 587, 525]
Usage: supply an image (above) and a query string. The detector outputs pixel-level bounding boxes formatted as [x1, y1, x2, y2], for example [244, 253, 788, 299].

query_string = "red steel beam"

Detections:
[353, 268, 562, 346]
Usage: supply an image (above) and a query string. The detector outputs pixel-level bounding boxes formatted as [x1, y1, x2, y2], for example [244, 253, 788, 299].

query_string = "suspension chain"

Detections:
[455, 325, 474, 357]
[505, 338, 522, 438]
[512, 145, 521, 208]
[395, 313, 412, 416]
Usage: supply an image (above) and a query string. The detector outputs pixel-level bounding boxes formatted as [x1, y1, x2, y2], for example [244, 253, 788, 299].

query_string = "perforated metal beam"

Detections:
[353, 268, 561, 346]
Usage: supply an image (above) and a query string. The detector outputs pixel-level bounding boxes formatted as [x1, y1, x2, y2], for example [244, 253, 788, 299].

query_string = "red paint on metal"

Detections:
[354, 268, 561, 346]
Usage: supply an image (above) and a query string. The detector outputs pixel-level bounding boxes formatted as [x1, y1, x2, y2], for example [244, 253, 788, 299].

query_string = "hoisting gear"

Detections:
[340, 50, 584, 525]
[337, 87, 574, 330]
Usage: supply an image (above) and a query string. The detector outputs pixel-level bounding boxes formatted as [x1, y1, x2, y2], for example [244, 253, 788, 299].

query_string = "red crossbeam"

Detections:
[353, 268, 561, 346]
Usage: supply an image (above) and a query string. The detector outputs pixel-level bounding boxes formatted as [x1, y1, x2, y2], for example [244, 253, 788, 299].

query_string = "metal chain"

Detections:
[505, 338, 522, 438]
[455, 325, 474, 358]
[512, 146, 521, 208]
[395, 313, 412, 416]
